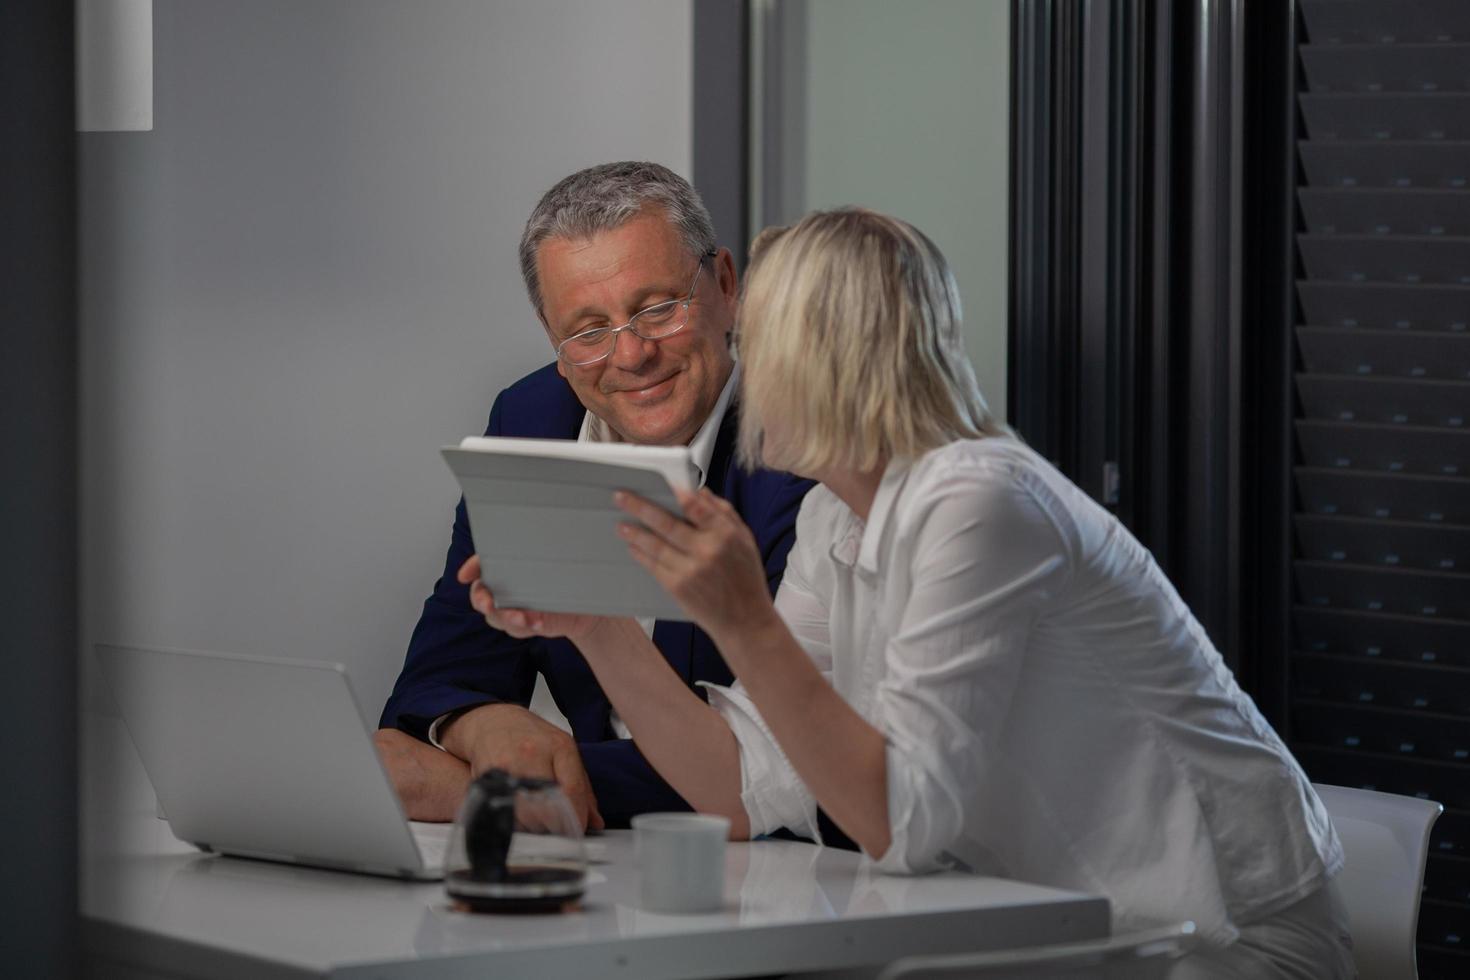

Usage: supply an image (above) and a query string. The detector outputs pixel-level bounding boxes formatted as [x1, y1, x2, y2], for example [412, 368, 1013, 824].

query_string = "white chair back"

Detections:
[1313, 783, 1442, 980]
[875, 921, 1197, 980]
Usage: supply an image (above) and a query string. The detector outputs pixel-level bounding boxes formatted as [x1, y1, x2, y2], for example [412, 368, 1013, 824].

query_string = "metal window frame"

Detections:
[1, 0, 80, 974]
[1238, 0, 1300, 723]
[693, 0, 752, 271]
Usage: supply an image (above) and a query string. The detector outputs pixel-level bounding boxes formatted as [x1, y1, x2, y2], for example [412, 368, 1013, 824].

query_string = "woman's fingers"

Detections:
[620, 489, 772, 636]
[614, 491, 698, 551]
[674, 487, 736, 529]
[673, 486, 706, 521]
[624, 539, 671, 590]
[616, 520, 658, 558]
[622, 495, 749, 570]
[619, 520, 694, 577]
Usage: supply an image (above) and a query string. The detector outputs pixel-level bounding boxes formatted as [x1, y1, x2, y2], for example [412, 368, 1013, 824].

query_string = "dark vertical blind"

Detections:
[1010, 0, 1253, 668]
[1290, 2, 1470, 973]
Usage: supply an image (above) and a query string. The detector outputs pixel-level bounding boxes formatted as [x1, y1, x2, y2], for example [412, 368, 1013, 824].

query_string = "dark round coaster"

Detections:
[446, 865, 585, 915]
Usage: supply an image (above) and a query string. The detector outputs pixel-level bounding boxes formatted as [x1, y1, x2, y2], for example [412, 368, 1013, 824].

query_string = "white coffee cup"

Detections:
[630, 813, 730, 913]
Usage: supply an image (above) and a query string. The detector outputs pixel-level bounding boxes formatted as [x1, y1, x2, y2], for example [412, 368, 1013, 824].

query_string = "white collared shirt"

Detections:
[576, 362, 738, 487]
[703, 437, 1342, 947]
[429, 365, 741, 748]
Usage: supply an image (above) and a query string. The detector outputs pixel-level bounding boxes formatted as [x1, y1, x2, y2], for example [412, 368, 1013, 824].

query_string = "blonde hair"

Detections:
[737, 208, 1005, 474]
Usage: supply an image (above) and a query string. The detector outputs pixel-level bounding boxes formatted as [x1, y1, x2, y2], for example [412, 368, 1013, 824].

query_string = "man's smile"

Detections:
[541, 210, 734, 445]
[612, 372, 679, 402]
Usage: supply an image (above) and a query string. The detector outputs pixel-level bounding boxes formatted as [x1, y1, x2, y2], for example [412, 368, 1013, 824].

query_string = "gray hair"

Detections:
[518, 161, 717, 313]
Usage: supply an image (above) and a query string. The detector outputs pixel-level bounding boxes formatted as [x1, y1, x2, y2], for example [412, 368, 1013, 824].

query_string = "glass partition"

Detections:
[749, 0, 1012, 418]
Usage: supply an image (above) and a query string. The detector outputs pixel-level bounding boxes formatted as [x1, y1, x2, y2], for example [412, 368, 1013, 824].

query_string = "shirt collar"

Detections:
[830, 456, 913, 575]
[577, 363, 740, 488]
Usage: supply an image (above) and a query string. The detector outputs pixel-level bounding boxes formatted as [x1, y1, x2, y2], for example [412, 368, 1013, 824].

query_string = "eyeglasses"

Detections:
[553, 252, 715, 367]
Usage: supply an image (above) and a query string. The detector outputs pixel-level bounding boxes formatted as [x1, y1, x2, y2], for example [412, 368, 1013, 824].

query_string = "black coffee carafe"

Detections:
[444, 768, 587, 913]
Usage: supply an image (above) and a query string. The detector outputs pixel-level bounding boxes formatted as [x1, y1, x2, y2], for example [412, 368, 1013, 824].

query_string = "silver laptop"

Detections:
[95, 643, 449, 880]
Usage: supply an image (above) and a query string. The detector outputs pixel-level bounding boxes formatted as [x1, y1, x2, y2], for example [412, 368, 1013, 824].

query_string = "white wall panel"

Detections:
[80, 0, 693, 719]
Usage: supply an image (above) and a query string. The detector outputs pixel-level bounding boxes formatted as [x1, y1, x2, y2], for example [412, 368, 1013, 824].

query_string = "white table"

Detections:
[82, 713, 1110, 979]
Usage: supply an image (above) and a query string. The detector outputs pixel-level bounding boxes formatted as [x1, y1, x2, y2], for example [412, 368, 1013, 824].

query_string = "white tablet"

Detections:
[441, 436, 698, 620]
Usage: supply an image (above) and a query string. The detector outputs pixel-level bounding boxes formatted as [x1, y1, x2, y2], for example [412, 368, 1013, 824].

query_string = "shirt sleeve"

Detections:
[427, 712, 452, 749]
[873, 465, 1075, 874]
[700, 505, 833, 842]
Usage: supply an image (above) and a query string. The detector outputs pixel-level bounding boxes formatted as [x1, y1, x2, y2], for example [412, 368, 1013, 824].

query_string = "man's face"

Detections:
[538, 211, 737, 446]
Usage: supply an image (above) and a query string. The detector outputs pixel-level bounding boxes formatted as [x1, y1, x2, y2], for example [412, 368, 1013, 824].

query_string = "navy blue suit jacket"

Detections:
[380, 364, 814, 827]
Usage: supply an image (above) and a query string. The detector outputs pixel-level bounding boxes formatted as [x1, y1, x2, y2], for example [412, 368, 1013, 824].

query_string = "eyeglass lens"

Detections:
[558, 259, 706, 365]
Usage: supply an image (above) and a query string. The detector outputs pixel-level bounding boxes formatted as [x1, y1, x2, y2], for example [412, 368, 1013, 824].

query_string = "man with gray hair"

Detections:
[374, 162, 813, 829]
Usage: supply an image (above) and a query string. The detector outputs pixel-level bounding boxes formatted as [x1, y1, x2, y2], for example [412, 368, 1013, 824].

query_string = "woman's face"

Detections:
[759, 421, 804, 477]
[733, 343, 810, 479]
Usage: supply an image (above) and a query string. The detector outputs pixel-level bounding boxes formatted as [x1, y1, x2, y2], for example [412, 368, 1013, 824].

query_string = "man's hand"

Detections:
[372, 728, 473, 822]
[438, 702, 605, 832]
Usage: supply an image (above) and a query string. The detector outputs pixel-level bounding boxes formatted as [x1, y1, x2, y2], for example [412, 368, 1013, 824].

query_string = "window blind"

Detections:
[1292, 2, 1470, 973]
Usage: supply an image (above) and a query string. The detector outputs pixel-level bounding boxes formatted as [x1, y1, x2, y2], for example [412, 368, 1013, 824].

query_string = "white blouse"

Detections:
[703, 438, 1342, 946]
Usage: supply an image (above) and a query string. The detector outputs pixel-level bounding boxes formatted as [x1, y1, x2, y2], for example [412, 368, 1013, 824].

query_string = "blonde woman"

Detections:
[461, 208, 1351, 978]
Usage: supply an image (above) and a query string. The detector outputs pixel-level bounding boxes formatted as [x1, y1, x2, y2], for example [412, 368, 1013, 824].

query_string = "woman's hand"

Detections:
[456, 555, 613, 644]
[615, 488, 778, 641]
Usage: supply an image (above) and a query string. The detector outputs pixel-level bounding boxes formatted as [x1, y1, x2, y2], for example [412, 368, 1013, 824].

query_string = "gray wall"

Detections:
[80, 0, 693, 721]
